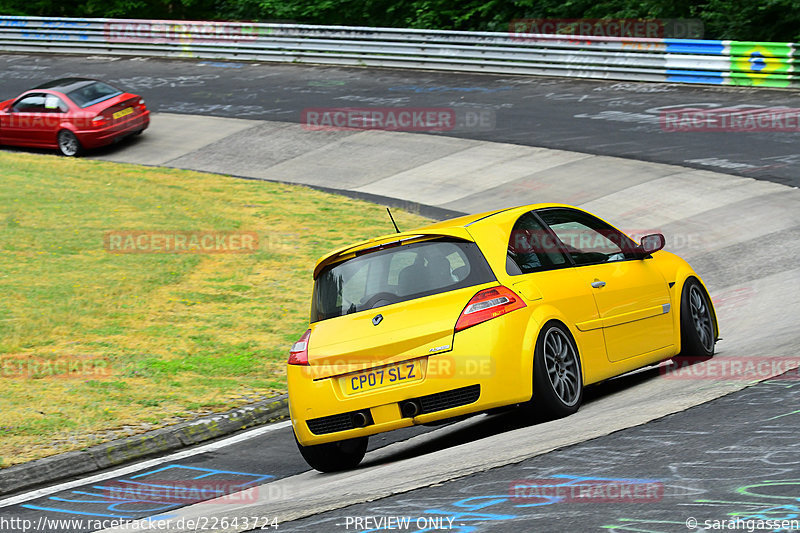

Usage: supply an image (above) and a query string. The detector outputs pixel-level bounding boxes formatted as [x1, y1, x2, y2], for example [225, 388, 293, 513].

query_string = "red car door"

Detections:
[40, 93, 70, 146]
[2, 93, 52, 147]
[0, 98, 25, 145]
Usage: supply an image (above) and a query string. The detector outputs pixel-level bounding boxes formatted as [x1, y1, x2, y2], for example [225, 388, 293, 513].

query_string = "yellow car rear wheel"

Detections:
[295, 433, 368, 473]
[532, 322, 583, 419]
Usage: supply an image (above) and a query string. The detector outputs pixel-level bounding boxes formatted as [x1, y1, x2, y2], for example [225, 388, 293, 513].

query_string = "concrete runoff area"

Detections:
[87, 114, 799, 532]
[91, 113, 259, 166]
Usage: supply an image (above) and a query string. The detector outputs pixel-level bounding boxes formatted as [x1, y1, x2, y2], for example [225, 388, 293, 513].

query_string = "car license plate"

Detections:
[341, 360, 422, 395]
[113, 107, 133, 119]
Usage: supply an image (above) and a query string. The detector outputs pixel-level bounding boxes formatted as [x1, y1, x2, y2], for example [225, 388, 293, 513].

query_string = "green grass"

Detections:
[0, 151, 431, 467]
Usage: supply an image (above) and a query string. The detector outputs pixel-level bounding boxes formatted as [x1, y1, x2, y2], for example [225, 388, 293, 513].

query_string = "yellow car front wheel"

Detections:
[678, 278, 716, 359]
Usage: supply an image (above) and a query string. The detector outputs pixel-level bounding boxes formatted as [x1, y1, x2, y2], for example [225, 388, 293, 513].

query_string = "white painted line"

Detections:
[0, 420, 293, 508]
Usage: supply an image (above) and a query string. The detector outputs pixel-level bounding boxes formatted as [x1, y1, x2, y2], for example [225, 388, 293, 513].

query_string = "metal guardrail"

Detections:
[0, 16, 796, 87]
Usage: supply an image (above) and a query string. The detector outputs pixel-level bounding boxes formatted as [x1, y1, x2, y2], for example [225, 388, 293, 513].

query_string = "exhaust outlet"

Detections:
[400, 400, 420, 418]
[351, 411, 368, 428]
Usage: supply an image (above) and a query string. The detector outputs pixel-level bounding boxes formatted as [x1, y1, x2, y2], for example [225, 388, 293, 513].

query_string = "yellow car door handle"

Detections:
[591, 281, 606, 288]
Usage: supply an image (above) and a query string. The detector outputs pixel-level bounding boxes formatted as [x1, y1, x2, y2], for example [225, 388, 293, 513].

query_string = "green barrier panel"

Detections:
[728, 41, 793, 57]
[728, 41, 794, 87]
[727, 72, 795, 88]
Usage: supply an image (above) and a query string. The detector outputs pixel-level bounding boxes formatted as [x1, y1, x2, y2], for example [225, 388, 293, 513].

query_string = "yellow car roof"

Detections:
[312, 202, 573, 278]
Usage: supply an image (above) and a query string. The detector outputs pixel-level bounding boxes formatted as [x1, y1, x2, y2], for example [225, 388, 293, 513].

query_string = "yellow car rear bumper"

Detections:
[289, 312, 535, 446]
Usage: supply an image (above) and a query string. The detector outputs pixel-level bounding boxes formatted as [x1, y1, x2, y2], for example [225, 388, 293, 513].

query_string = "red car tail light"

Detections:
[288, 329, 311, 366]
[137, 98, 146, 109]
[91, 115, 109, 128]
[455, 286, 526, 332]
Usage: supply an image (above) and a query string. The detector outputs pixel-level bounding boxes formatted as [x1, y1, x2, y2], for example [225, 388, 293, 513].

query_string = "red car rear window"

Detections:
[66, 82, 123, 108]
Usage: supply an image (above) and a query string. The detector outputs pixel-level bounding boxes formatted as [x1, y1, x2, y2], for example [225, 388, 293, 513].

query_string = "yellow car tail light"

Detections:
[288, 329, 311, 366]
[455, 286, 526, 332]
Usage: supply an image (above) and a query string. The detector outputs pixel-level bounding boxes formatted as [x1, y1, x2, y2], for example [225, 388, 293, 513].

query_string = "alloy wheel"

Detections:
[543, 327, 580, 406]
[689, 285, 714, 351]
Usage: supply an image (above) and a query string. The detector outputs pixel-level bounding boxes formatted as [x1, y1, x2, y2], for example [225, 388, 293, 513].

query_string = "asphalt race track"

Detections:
[1, 54, 800, 187]
[0, 53, 799, 533]
[278, 375, 800, 533]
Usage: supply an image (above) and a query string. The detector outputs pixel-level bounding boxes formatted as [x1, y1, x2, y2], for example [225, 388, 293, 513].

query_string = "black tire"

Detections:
[57, 130, 82, 157]
[531, 321, 583, 419]
[295, 434, 368, 473]
[677, 278, 716, 358]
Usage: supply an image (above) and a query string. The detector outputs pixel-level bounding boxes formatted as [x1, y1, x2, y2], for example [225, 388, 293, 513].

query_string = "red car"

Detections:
[0, 78, 150, 156]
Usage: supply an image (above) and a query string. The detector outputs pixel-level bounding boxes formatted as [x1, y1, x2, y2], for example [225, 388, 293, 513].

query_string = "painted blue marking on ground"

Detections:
[20, 504, 129, 518]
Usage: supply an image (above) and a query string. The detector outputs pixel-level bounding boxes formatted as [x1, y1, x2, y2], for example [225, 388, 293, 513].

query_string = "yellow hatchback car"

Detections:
[288, 204, 718, 472]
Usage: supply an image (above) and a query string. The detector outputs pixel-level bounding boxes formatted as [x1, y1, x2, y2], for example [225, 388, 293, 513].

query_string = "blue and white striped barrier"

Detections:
[0, 16, 795, 87]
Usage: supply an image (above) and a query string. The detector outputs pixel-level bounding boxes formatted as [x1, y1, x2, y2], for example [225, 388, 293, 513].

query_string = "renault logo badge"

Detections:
[372, 314, 383, 326]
